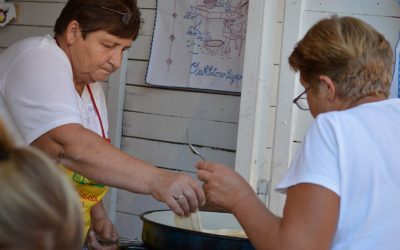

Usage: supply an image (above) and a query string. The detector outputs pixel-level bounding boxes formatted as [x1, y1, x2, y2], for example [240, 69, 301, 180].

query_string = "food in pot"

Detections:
[201, 229, 247, 238]
[174, 210, 202, 231]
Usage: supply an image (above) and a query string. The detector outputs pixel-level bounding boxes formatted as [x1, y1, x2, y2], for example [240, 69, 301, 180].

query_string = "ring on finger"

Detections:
[173, 194, 184, 200]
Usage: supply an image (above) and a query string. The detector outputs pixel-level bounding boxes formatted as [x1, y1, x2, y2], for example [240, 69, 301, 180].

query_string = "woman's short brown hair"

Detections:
[54, 0, 142, 40]
[289, 16, 394, 100]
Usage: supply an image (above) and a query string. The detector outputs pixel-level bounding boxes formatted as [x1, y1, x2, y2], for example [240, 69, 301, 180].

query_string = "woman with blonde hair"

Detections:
[197, 16, 399, 250]
[0, 120, 83, 250]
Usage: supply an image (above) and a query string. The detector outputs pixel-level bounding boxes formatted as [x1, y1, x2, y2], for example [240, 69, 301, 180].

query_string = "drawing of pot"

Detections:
[204, 0, 218, 9]
[204, 39, 224, 55]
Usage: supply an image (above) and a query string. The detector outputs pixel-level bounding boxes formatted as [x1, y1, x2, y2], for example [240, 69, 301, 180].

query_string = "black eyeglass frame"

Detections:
[293, 86, 311, 110]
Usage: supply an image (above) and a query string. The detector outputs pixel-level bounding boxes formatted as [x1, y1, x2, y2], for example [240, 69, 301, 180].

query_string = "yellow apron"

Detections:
[63, 167, 108, 238]
[65, 84, 110, 238]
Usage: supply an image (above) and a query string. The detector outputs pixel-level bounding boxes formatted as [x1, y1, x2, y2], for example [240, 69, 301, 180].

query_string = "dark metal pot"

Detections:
[140, 210, 255, 250]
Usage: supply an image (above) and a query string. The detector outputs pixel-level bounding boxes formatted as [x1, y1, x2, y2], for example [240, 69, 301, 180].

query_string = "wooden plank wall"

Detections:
[0, 0, 241, 240]
[6, 0, 398, 242]
[117, 1, 243, 240]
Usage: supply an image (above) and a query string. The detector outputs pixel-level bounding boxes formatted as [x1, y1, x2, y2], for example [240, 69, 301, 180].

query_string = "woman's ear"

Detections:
[318, 75, 336, 102]
[66, 20, 80, 45]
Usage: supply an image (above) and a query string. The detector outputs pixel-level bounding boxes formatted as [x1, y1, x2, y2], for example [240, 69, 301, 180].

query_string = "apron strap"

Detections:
[86, 84, 108, 141]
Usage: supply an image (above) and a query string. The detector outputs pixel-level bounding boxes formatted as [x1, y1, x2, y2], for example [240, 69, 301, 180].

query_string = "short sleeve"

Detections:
[4, 44, 82, 144]
[275, 115, 341, 196]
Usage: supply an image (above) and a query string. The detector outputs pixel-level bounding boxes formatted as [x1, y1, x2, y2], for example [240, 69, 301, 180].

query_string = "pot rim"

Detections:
[140, 209, 249, 241]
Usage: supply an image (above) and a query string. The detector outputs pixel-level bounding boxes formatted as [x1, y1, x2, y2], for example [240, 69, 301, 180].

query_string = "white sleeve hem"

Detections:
[275, 174, 340, 196]
[26, 117, 82, 144]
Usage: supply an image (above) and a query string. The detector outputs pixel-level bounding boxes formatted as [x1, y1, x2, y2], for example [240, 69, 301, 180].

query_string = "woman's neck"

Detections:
[75, 81, 85, 96]
[348, 94, 387, 109]
[55, 36, 86, 96]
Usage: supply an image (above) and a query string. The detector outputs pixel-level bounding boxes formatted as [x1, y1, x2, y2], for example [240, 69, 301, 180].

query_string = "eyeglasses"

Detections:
[293, 86, 311, 110]
[101, 6, 133, 25]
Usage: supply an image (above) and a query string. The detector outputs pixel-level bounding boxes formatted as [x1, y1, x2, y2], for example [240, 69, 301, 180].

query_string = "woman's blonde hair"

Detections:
[0, 121, 83, 249]
[289, 16, 394, 100]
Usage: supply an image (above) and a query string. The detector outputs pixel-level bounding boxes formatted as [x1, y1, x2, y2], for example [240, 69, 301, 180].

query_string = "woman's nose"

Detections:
[109, 48, 123, 69]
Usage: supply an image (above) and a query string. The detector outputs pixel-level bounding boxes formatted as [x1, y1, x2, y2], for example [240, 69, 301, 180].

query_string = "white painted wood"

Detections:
[121, 137, 236, 172]
[117, 191, 168, 216]
[123, 112, 239, 150]
[269, 0, 305, 215]
[137, 0, 156, 9]
[12, 0, 156, 8]
[108, 51, 129, 150]
[126, 60, 148, 85]
[292, 109, 313, 142]
[235, 0, 284, 202]
[105, 51, 129, 224]
[301, 11, 400, 50]
[123, 107, 274, 148]
[12, 0, 67, 3]
[0, 25, 53, 47]
[138, 9, 155, 36]
[304, 0, 400, 16]
[115, 212, 143, 240]
[5, 2, 155, 36]
[124, 86, 241, 123]
[128, 35, 152, 60]
[268, 60, 281, 107]
[9, 2, 64, 26]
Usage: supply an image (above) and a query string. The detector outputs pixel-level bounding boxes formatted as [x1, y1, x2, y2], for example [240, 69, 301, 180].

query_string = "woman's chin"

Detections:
[90, 74, 109, 83]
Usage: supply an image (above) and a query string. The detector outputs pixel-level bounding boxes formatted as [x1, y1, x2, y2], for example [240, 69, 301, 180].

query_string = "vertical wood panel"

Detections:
[269, 0, 305, 215]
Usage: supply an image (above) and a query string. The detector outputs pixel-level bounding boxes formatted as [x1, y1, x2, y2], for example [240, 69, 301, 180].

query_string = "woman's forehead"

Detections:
[87, 30, 132, 46]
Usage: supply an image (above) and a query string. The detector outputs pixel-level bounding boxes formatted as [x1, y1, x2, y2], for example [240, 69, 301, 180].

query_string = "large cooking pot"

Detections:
[140, 210, 255, 250]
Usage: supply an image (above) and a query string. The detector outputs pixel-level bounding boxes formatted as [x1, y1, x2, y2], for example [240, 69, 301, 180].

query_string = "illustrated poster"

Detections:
[146, 0, 249, 93]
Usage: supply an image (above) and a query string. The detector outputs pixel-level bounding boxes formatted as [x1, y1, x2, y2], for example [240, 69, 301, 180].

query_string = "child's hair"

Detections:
[0, 120, 83, 250]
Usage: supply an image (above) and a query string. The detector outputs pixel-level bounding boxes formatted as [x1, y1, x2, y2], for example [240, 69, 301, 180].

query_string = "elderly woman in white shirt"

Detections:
[197, 16, 399, 250]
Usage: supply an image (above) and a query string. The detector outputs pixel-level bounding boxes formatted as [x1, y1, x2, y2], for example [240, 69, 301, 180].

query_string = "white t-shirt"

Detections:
[276, 99, 400, 250]
[79, 83, 109, 139]
[0, 35, 108, 144]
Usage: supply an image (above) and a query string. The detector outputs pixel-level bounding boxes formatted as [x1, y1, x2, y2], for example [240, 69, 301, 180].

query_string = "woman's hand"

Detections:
[88, 202, 118, 250]
[149, 169, 206, 217]
[87, 230, 118, 250]
[196, 161, 254, 213]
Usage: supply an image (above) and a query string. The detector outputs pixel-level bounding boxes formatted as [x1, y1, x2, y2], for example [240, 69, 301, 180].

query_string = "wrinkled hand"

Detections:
[88, 203, 118, 250]
[87, 230, 118, 250]
[150, 169, 206, 216]
[196, 161, 254, 213]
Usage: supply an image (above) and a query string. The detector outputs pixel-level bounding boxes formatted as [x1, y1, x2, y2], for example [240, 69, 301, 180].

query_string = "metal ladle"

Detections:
[186, 128, 206, 161]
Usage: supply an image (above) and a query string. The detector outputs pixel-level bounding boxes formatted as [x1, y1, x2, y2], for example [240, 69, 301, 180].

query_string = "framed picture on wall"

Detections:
[146, 0, 249, 93]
